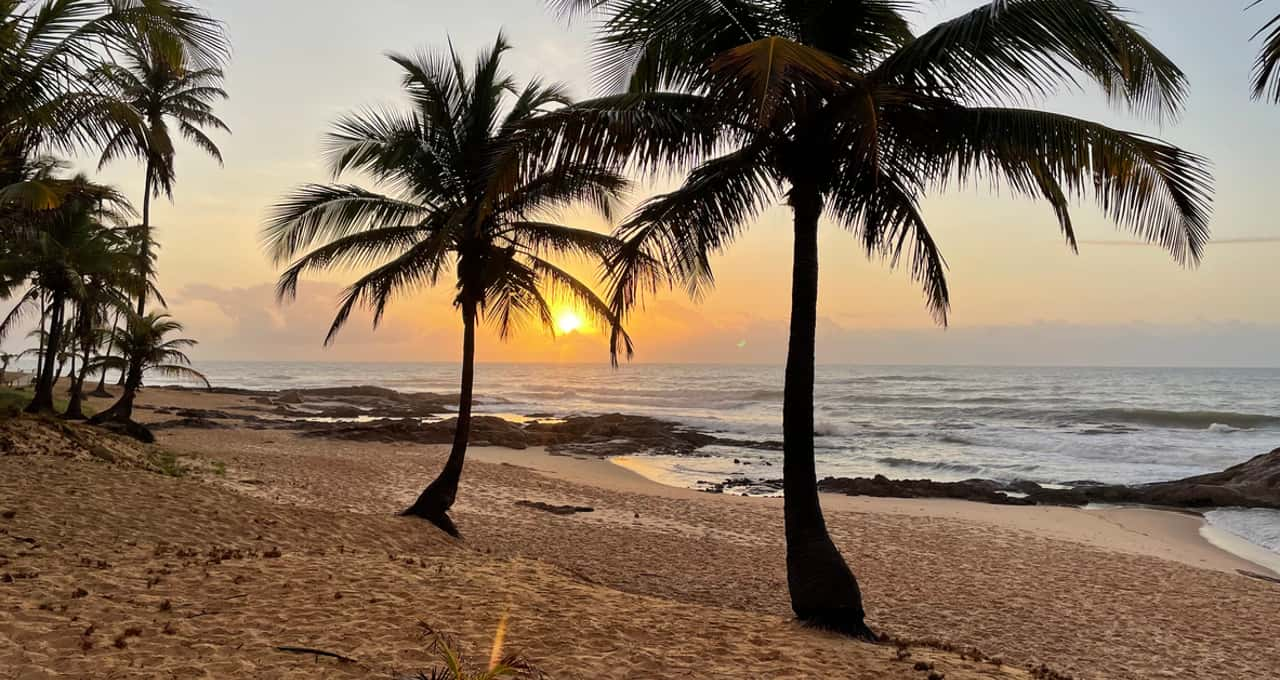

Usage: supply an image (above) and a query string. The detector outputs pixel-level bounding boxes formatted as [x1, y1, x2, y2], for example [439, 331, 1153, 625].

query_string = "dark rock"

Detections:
[818, 475, 1034, 505]
[1025, 448, 1280, 510]
[298, 411, 776, 458]
[173, 408, 239, 420]
[151, 418, 230, 431]
[92, 419, 155, 444]
[514, 500, 594, 515]
[1003, 480, 1045, 494]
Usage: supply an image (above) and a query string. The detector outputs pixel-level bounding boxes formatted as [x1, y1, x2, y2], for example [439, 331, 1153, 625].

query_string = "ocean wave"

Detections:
[1205, 509, 1280, 554]
[830, 374, 954, 385]
[938, 433, 979, 446]
[876, 456, 983, 474]
[1070, 408, 1280, 430]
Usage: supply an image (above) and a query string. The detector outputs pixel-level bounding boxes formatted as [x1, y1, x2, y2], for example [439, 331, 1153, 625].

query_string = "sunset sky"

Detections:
[10, 0, 1280, 366]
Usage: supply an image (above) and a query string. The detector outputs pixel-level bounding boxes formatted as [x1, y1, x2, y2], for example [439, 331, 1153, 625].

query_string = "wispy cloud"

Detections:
[1081, 237, 1280, 247]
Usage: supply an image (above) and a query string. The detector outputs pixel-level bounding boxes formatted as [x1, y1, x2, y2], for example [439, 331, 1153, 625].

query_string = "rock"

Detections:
[1025, 448, 1280, 510]
[92, 419, 155, 444]
[151, 418, 229, 431]
[173, 409, 239, 420]
[1003, 480, 1045, 494]
[818, 475, 1034, 505]
[514, 500, 594, 515]
[299, 412, 776, 458]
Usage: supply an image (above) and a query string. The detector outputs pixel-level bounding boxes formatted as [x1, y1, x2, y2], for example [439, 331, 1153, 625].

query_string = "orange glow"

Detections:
[555, 309, 585, 335]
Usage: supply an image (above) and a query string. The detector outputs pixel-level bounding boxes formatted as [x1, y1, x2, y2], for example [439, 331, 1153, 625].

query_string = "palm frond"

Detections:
[1251, 2, 1280, 102]
[874, 0, 1187, 120]
[924, 106, 1213, 264]
[264, 184, 430, 263]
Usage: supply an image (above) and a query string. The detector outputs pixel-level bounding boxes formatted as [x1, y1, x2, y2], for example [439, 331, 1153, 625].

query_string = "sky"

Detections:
[7, 0, 1280, 366]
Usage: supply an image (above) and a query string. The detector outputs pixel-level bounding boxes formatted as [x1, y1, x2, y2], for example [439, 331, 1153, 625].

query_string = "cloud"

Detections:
[169, 281, 452, 361]
[159, 280, 1280, 368]
[1081, 237, 1280, 247]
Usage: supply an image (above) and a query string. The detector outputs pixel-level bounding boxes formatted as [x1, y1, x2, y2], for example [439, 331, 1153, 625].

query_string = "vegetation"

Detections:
[93, 32, 230, 315]
[89, 312, 209, 438]
[414, 622, 540, 680]
[0, 175, 136, 414]
[1, 1, 227, 418]
[556, 0, 1213, 637]
[1252, 1, 1280, 101]
[264, 36, 633, 536]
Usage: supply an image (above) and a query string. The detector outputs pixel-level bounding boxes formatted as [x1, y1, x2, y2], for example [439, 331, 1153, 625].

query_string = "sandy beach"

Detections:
[2, 386, 1278, 679]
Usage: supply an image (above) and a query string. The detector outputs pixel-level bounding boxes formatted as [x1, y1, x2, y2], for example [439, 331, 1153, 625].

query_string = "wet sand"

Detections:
[2, 386, 1278, 678]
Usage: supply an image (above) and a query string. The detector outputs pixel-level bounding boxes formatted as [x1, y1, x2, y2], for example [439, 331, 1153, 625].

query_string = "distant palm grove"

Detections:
[8, 0, 1280, 639]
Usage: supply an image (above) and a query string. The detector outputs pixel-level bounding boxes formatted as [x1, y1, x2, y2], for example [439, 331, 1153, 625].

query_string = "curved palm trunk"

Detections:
[90, 359, 143, 424]
[783, 186, 874, 639]
[402, 299, 477, 537]
[26, 291, 65, 414]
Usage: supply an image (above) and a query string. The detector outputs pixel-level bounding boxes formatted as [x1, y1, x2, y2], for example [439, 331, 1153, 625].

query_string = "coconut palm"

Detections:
[1251, 1, 1280, 101]
[264, 35, 633, 537]
[94, 36, 229, 315]
[1, 1, 230, 197]
[556, 0, 1214, 637]
[88, 312, 207, 435]
[64, 271, 131, 419]
[0, 351, 13, 385]
[0, 175, 135, 414]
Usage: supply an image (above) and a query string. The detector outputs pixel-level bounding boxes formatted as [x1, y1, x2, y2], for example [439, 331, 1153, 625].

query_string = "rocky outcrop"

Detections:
[273, 386, 458, 419]
[813, 449, 1280, 511]
[1024, 448, 1280, 510]
[299, 412, 776, 457]
[818, 475, 1034, 505]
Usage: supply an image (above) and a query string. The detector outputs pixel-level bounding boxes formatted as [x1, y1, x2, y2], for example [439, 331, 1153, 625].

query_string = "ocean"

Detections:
[65, 360, 1280, 558]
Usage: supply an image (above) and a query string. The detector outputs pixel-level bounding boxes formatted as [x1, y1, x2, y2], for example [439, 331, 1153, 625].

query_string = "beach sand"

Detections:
[2, 387, 1278, 678]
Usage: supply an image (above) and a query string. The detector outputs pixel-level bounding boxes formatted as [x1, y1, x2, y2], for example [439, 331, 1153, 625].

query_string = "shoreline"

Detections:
[18, 380, 1279, 568]
[475, 446, 1280, 579]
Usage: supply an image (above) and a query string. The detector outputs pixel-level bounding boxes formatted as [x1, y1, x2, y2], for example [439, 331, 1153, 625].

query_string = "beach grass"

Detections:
[0, 386, 96, 419]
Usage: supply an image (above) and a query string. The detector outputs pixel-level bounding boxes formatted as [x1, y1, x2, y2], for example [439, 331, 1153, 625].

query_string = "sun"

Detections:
[555, 309, 584, 334]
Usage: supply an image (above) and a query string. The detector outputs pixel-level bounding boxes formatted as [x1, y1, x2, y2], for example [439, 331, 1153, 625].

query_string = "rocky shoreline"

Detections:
[148, 384, 1280, 512]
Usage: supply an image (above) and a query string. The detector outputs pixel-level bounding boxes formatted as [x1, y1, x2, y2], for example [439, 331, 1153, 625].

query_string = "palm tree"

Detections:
[557, 0, 1213, 637]
[88, 312, 207, 435]
[94, 36, 230, 315]
[0, 175, 135, 414]
[64, 271, 131, 419]
[1, 1, 230, 196]
[0, 351, 12, 385]
[264, 36, 633, 537]
[1251, 1, 1280, 101]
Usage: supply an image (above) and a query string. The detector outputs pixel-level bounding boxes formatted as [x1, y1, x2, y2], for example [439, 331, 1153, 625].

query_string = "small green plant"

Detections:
[209, 460, 227, 476]
[415, 621, 540, 680]
[0, 388, 25, 418]
[146, 449, 187, 477]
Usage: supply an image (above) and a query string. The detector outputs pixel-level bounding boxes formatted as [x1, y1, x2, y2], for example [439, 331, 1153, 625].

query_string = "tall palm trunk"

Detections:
[34, 293, 47, 381]
[402, 298, 477, 537]
[26, 291, 65, 414]
[137, 164, 154, 317]
[782, 184, 873, 639]
[92, 311, 122, 396]
[64, 312, 94, 419]
[64, 348, 91, 419]
[116, 164, 155, 389]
